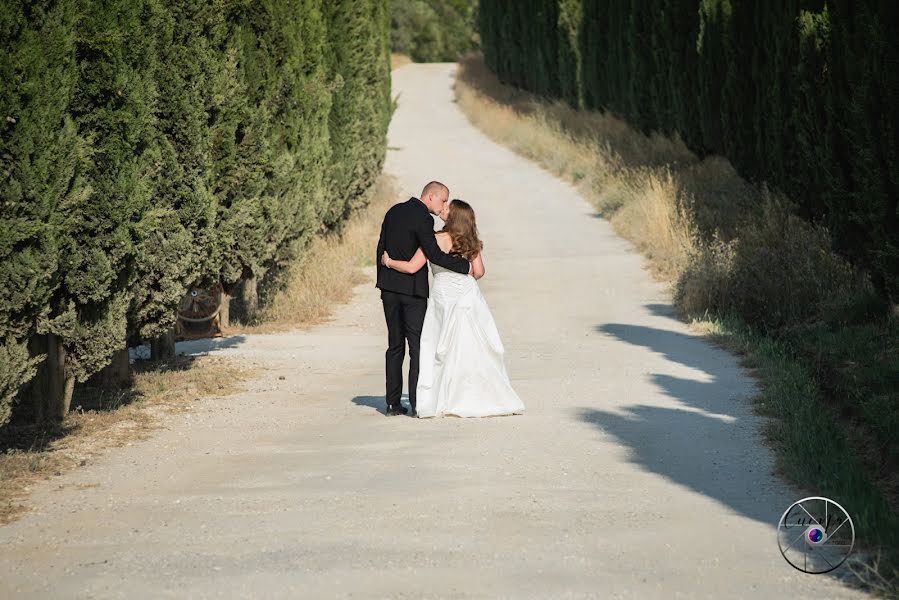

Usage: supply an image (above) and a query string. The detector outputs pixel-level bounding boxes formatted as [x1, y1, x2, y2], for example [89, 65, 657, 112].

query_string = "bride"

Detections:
[382, 199, 524, 418]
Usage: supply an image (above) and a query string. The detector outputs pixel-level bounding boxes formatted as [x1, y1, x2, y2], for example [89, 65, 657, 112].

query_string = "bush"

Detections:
[674, 233, 737, 321]
[391, 0, 478, 62]
[677, 194, 872, 332]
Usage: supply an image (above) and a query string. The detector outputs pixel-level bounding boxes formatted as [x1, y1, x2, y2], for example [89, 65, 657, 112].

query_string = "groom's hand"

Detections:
[381, 251, 389, 267]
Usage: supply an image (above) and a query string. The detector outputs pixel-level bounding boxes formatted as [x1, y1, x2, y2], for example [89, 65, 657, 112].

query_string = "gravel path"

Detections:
[0, 63, 870, 599]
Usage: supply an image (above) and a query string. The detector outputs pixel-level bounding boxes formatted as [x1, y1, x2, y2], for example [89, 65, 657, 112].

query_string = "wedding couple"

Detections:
[375, 181, 525, 419]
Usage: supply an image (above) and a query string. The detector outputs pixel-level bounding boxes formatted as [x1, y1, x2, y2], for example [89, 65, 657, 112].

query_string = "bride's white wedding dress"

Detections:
[415, 262, 525, 418]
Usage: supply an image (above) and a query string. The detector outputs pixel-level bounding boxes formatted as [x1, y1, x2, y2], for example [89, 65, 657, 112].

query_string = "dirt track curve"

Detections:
[0, 63, 869, 599]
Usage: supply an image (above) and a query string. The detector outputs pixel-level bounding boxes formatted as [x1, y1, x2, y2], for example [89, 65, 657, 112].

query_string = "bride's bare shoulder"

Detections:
[435, 231, 452, 251]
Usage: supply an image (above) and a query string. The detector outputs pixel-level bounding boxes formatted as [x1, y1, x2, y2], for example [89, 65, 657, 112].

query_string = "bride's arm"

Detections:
[382, 248, 427, 274]
[471, 253, 485, 280]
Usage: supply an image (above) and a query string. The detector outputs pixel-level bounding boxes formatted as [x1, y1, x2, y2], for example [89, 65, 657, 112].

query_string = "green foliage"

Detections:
[53, 0, 163, 378]
[479, 0, 899, 304]
[391, 0, 478, 62]
[1, 0, 392, 424]
[326, 0, 393, 226]
[0, 0, 81, 424]
[0, 340, 41, 427]
[130, 0, 224, 338]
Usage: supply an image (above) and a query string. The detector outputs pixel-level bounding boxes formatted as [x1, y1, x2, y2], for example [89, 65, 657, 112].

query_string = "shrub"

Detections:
[391, 0, 478, 62]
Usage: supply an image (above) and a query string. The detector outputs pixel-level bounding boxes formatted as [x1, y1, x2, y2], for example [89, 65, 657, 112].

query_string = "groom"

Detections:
[376, 181, 471, 416]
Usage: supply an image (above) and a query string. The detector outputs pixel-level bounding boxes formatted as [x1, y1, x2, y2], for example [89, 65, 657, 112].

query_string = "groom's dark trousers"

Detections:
[376, 198, 469, 411]
[380, 290, 427, 410]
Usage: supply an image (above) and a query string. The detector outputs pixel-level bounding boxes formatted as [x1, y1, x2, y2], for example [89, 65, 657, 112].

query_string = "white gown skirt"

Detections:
[416, 266, 524, 418]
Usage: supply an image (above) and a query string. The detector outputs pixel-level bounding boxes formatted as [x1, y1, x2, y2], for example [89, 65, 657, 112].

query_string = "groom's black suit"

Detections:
[376, 198, 470, 412]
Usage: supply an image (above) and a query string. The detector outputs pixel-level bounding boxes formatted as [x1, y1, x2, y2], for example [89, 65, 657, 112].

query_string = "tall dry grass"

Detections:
[391, 53, 412, 70]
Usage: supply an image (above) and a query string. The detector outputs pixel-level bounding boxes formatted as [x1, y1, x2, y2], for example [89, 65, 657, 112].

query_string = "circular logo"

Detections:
[777, 497, 854, 574]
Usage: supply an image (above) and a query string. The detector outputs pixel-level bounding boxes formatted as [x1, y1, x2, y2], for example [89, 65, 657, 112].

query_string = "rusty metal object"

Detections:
[175, 284, 224, 340]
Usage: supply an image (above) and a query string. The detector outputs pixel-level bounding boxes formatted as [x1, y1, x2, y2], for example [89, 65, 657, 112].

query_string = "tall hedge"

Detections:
[0, 0, 391, 426]
[479, 0, 899, 303]
[130, 0, 224, 341]
[53, 0, 160, 388]
[0, 1, 80, 425]
[326, 0, 393, 226]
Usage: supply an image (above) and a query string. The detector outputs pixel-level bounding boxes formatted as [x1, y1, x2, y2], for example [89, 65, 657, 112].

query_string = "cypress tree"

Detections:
[258, 0, 332, 281]
[0, 1, 81, 424]
[129, 0, 225, 342]
[214, 0, 275, 298]
[38, 0, 168, 415]
[557, 0, 583, 108]
[325, 0, 392, 227]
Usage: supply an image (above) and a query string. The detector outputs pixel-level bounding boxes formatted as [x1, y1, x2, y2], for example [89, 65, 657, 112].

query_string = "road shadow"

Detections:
[578, 320, 872, 586]
[578, 404, 780, 524]
[583, 321, 783, 528]
[175, 335, 248, 356]
[577, 403, 863, 589]
[595, 322, 746, 416]
[643, 302, 678, 318]
[352, 394, 412, 416]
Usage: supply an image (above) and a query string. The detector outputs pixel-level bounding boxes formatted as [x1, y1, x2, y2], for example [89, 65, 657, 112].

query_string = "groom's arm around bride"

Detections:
[375, 185, 469, 299]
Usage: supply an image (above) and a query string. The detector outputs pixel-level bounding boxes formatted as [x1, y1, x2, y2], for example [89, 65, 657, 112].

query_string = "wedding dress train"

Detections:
[415, 262, 524, 418]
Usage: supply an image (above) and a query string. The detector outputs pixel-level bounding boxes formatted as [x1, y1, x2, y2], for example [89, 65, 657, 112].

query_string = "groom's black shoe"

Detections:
[385, 404, 408, 416]
[408, 409, 418, 418]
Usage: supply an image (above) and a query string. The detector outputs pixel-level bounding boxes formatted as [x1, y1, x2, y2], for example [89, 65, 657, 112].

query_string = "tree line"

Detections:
[478, 0, 898, 305]
[0, 0, 392, 427]
[390, 0, 478, 62]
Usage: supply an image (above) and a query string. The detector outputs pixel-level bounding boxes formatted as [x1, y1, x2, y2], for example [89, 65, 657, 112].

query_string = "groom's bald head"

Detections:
[420, 181, 450, 215]
[421, 181, 449, 200]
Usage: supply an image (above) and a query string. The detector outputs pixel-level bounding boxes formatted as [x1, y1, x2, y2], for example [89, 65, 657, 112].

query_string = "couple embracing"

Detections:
[375, 181, 525, 419]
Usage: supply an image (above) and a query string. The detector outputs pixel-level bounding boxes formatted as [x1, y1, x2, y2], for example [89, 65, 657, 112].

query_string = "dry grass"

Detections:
[0, 355, 249, 524]
[391, 53, 412, 70]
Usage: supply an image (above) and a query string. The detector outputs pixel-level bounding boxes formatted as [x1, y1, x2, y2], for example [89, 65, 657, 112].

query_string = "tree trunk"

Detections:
[94, 347, 132, 389]
[151, 328, 176, 362]
[241, 275, 258, 323]
[61, 372, 75, 418]
[219, 289, 231, 329]
[27, 333, 68, 422]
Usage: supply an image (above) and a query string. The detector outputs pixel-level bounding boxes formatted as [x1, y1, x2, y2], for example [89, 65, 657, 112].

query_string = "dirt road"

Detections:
[0, 64, 869, 599]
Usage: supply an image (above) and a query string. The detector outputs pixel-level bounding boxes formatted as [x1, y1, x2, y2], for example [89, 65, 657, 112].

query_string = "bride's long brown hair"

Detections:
[441, 199, 483, 260]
